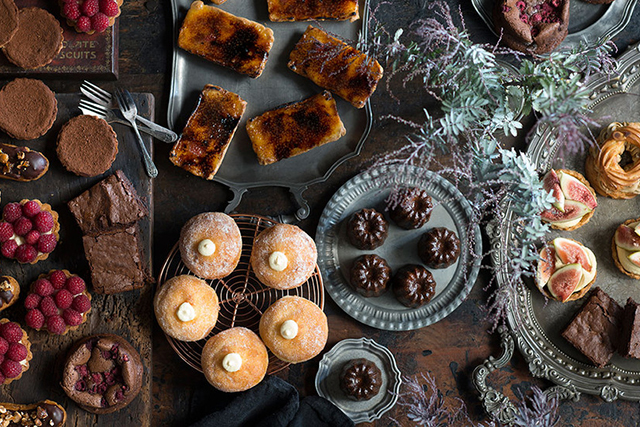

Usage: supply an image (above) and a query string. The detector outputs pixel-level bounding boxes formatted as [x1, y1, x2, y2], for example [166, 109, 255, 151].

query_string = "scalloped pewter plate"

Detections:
[315, 337, 402, 424]
[472, 0, 636, 51]
[493, 42, 640, 402]
[316, 164, 482, 331]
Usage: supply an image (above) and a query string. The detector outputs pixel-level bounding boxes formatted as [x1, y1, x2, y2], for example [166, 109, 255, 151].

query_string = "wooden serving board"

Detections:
[0, 93, 153, 425]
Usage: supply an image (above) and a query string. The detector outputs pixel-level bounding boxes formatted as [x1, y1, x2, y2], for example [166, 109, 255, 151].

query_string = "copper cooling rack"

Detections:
[157, 214, 325, 375]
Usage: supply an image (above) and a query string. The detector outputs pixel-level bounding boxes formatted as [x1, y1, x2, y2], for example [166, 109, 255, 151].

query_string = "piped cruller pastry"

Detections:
[612, 217, 640, 279]
[540, 169, 597, 230]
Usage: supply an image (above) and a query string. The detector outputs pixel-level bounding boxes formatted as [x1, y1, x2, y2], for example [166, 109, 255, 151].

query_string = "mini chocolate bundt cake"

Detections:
[350, 254, 392, 297]
[388, 187, 433, 230]
[340, 358, 383, 401]
[346, 208, 389, 250]
[392, 264, 436, 308]
[418, 227, 461, 269]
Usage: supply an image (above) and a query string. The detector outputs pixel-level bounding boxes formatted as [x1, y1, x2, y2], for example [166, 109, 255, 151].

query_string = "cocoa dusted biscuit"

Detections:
[3, 7, 63, 69]
[0, 79, 57, 141]
[0, 0, 18, 48]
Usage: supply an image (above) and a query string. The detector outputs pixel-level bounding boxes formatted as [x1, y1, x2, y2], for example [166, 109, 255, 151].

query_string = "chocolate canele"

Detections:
[346, 208, 389, 250]
[418, 227, 461, 269]
[0, 0, 18, 48]
[340, 358, 383, 401]
[57, 115, 118, 177]
[0, 79, 58, 141]
[3, 8, 63, 69]
[62, 334, 143, 414]
[388, 187, 433, 230]
[392, 264, 436, 308]
[350, 254, 391, 297]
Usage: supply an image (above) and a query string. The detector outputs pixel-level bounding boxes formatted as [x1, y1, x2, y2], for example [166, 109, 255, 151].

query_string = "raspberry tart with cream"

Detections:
[59, 0, 123, 34]
[0, 319, 32, 385]
[540, 169, 597, 230]
[612, 218, 640, 279]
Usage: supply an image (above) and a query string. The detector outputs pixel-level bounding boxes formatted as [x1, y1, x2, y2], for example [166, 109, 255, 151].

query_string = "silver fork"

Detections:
[114, 88, 159, 178]
[81, 81, 178, 143]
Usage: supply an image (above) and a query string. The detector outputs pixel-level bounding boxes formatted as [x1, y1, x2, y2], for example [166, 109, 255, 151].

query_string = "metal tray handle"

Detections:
[223, 185, 310, 223]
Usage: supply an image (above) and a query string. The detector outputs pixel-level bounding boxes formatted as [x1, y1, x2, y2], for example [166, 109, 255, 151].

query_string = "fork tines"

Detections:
[78, 100, 108, 116]
[81, 80, 112, 105]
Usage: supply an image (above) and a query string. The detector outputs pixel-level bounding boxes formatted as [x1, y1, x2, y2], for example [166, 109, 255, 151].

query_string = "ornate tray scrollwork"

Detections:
[474, 42, 640, 424]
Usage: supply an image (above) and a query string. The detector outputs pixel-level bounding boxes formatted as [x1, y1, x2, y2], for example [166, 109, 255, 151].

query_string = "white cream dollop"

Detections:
[269, 251, 288, 271]
[222, 353, 242, 372]
[198, 239, 216, 256]
[280, 320, 298, 340]
[176, 302, 196, 322]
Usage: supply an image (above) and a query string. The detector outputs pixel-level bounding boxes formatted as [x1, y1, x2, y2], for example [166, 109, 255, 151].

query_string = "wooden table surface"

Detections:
[34, 0, 640, 426]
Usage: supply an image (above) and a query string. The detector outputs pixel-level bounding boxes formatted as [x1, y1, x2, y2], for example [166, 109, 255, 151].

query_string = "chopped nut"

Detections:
[35, 420, 42, 427]
[0, 153, 8, 164]
[16, 151, 25, 160]
[0, 280, 10, 292]
[17, 160, 30, 170]
[0, 406, 6, 413]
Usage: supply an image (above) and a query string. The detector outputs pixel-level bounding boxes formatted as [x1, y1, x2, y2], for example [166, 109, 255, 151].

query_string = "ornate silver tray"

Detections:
[168, 0, 372, 220]
[472, 0, 636, 51]
[316, 164, 482, 331]
[473, 42, 640, 425]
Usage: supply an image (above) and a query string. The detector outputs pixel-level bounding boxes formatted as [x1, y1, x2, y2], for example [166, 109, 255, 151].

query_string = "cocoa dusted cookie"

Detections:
[0, 79, 57, 141]
[61, 334, 143, 414]
[0, 0, 18, 48]
[3, 8, 63, 69]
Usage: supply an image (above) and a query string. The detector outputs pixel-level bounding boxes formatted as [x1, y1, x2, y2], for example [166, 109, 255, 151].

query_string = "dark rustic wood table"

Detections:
[34, 0, 640, 426]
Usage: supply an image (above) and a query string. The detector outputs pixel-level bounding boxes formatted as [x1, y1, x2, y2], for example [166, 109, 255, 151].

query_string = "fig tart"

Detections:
[540, 169, 597, 230]
[612, 217, 640, 279]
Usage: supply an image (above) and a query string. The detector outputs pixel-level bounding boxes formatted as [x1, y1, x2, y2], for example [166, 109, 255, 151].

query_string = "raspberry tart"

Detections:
[0, 199, 59, 264]
[24, 270, 92, 335]
[0, 319, 32, 385]
[540, 169, 597, 230]
[59, 0, 123, 34]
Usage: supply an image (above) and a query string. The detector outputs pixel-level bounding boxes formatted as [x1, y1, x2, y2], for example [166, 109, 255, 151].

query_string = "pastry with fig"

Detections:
[612, 217, 640, 279]
[540, 169, 597, 230]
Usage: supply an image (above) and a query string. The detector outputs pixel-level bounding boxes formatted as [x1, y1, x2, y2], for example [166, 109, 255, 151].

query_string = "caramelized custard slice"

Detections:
[170, 85, 247, 180]
[267, 0, 359, 22]
[178, 1, 274, 78]
[288, 26, 383, 109]
[246, 91, 346, 165]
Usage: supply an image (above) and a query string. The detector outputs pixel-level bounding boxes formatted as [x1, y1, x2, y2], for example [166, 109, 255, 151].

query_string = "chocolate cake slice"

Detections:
[620, 297, 640, 359]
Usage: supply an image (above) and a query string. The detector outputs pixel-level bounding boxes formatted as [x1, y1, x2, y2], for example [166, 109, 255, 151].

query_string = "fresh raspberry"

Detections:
[91, 372, 103, 384]
[24, 230, 40, 245]
[2, 203, 21, 223]
[13, 217, 32, 236]
[40, 296, 58, 317]
[0, 337, 8, 355]
[63, 309, 83, 326]
[115, 390, 124, 401]
[25, 309, 45, 330]
[76, 15, 92, 32]
[0, 322, 23, 343]
[47, 316, 66, 335]
[24, 293, 41, 310]
[33, 211, 54, 233]
[72, 294, 91, 313]
[76, 364, 88, 377]
[49, 270, 67, 289]
[1, 240, 17, 259]
[21, 200, 40, 218]
[66, 276, 86, 295]
[34, 278, 54, 297]
[37, 233, 57, 254]
[63, 1, 81, 20]
[15, 244, 37, 264]
[0, 222, 13, 242]
[55, 289, 74, 310]
[81, 0, 99, 17]
[1, 359, 21, 378]
[99, 0, 119, 17]
[91, 12, 109, 33]
[6, 343, 27, 362]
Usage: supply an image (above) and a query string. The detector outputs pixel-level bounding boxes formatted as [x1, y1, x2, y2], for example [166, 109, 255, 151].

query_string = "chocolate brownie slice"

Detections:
[620, 297, 640, 359]
[561, 287, 622, 367]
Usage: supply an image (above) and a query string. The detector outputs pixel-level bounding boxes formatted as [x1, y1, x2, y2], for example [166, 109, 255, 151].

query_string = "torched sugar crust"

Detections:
[201, 327, 268, 393]
[154, 275, 219, 342]
[250, 224, 317, 290]
[259, 296, 327, 364]
[179, 212, 242, 280]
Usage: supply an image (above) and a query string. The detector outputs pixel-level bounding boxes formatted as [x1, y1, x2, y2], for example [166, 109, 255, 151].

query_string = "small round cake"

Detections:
[259, 296, 328, 364]
[3, 8, 64, 70]
[0, 319, 32, 385]
[201, 327, 268, 393]
[61, 334, 143, 414]
[349, 254, 391, 297]
[612, 218, 640, 279]
[0, 275, 19, 312]
[179, 212, 242, 280]
[0, 79, 57, 141]
[346, 208, 389, 250]
[340, 358, 383, 401]
[250, 224, 317, 290]
[388, 187, 433, 230]
[418, 227, 461, 269]
[154, 275, 219, 342]
[0, 0, 18, 48]
[392, 264, 436, 308]
[57, 115, 118, 177]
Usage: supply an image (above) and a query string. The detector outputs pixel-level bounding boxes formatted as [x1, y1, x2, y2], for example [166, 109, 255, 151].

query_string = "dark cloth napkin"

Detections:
[189, 376, 354, 427]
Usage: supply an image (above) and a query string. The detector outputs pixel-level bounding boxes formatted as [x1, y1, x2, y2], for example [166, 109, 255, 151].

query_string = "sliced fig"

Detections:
[553, 237, 593, 273]
[558, 171, 597, 210]
[634, 223, 640, 237]
[540, 200, 590, 223]
[615, 225, 640, 251]
[542, 170, 565, 212]
[548, 263, 582, 303]
[628, 251, 640, 268]
[536, 245, 556, 289]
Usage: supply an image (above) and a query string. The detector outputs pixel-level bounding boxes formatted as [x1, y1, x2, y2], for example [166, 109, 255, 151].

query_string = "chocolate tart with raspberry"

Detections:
[59, 0, 123, 34]
[0, 199, 60, 264]
[24, 270, 92, 335]
[0, 275, 19, 312]
[62, 334, 143, 414]
[0, 319, 32, 385]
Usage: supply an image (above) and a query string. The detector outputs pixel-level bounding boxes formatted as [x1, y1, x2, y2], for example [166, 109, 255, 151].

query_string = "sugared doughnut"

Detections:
[179, 212, 242, 280]
[250, 224, 317, 290]
[201, 327, 268, 393]
[154, 275, 219, 342]
[259, 296, 328, 364]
